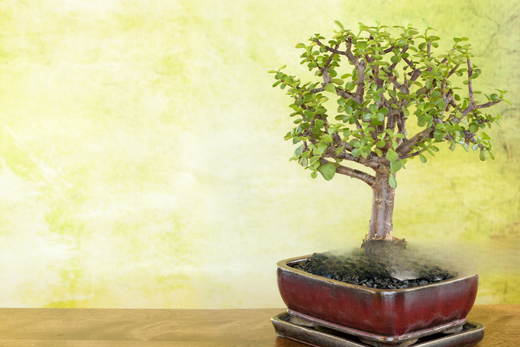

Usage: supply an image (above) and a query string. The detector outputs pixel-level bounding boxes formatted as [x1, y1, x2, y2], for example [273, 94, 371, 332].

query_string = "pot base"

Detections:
[272, 312, 485, 347]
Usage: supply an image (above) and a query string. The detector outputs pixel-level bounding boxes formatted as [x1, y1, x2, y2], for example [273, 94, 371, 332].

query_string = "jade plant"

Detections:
[270, 20, 508, 241]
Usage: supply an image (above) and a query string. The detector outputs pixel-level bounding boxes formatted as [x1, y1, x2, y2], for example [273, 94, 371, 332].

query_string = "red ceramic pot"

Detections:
[277, 255, 479, 345]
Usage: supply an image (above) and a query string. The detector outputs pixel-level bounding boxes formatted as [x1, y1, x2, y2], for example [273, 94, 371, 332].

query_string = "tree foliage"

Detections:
[270, 20, 508, 188]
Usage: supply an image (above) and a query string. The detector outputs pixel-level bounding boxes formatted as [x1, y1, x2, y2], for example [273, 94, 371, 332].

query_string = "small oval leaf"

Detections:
[388, 175, 397, 188]
[317, 163, 336, 181]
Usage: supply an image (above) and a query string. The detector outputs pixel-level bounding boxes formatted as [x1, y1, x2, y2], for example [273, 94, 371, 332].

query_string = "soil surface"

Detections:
[292, 252, 457, 289]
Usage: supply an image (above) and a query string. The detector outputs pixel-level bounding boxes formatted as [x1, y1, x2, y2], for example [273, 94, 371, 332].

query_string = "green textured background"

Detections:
[0, 0, 518, 308]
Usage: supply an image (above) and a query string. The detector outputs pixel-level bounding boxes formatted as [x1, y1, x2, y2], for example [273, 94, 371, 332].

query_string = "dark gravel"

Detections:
[291, 252, 457, 289]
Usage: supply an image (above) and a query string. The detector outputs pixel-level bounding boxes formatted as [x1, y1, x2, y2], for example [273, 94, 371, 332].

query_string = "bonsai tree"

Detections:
[270, 20, 508, 242]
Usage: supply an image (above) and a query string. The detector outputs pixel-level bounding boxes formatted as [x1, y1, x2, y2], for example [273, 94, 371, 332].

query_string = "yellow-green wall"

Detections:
[0, 0, 518, 308]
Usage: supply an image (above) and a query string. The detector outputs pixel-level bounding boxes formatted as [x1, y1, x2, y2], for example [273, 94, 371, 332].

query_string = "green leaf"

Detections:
[295, 43, 306, 49]
[469, 123, 479, 134]
[311, 171, 318, 179]
[332, 78, 344, 85]
[390, 160, 402, 173]
[317, 163, 336, 181]
[388, 175, 397, 189]
[481, 132, 491, 140]
[386, 149, 399, 162]
[434, 130, 445, 141]
[279, 65, 287, 70]
[419, 154, 427, 163]
[346, 82, 356, 91]
[303, 110, 314, 121]
[490, 93, 500, 102]
[391, 55, 400, 64]
[324, 84, 337, 93]
[479, 150, 486, 161]
[314, 142, 328, 154]
[310, 156, 321, 165]
[295, 145, 303, 157]
[334, 20, 344, 29]
[431, 90, 441, 99]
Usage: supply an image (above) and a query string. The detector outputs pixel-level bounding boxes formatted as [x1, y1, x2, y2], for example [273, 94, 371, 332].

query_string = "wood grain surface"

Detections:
[0, 305, 517, 346]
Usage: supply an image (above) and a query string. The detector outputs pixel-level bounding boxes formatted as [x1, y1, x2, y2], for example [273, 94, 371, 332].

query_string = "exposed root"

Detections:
[363, 230, 406, 243]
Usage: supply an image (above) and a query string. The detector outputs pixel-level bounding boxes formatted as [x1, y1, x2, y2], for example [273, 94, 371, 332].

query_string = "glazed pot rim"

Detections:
[278, 254, 478, 294]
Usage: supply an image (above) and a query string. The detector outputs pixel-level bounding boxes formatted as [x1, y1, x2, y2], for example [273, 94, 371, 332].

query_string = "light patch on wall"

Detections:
[47, 0, 123, 13]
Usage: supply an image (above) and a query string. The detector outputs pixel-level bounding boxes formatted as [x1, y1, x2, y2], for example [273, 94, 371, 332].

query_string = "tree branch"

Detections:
[396, 111, 408, 143]
[309, 86, 355, 100]
[320, 159, 375, 186]
[313, 38, 346, 57]
[410, 67, 422, 82]
[396, 127, 435, 156]
[383, 45, 395, 54]
[385, 110, 397, 132]
[447, 64, 460, 79]
[390, 75, 407, 93]
[400, 147, 428, 160]
[355, 60, 366, 101]
[345, 36, 358, 66]
[337, 89, 355, 99]
[450, 99, 502, 124]
[326, 43, 340, 66]
[476, 100, 501, 109]
[323, 146, 383, 171]
[467, 58, 474, 105]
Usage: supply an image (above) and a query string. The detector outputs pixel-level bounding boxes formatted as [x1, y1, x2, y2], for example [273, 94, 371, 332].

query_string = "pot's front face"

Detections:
[277, 255, 478, 337]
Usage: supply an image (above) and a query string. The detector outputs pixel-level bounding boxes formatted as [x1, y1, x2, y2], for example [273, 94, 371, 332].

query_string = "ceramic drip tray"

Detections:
[272, 312, 485, 347]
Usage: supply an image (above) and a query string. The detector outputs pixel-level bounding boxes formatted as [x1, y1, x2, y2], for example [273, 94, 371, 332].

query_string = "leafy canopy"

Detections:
[270, 20, 508, 188]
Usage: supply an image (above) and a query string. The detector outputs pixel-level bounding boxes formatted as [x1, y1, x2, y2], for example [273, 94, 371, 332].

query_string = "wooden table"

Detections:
[0, 305, 517, 346]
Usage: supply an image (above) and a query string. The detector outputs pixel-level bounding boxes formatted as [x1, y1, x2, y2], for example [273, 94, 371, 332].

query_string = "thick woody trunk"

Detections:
[368, 172, 395, 239]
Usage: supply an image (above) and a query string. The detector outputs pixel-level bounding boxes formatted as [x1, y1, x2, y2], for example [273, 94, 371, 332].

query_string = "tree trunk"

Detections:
[368, 172, 395, 239]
